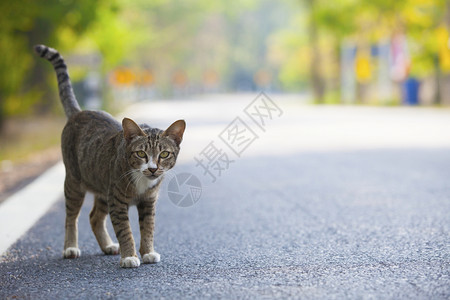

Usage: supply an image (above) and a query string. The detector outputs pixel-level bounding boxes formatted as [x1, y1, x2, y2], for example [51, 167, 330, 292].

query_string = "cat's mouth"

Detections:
[144, 173, 161, 179]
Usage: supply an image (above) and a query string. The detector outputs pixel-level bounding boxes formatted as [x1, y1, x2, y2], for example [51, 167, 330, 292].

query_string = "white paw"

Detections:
[104, 243, 120, 255]
[120, 256, 140, 268]
[63, 247, 81, 259]
[143, 252, 160, 264]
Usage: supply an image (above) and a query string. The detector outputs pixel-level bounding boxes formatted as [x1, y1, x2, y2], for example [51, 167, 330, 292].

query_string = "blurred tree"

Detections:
[273, 0, 447, 104]
[305, 0, 325, 103]
[1, 0, 448, 125]
[0, 0, 119, 129]
[120, 0, 281, 95]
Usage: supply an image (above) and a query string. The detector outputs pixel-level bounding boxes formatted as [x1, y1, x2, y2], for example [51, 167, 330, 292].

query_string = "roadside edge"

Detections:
[0, 162, 64, 260]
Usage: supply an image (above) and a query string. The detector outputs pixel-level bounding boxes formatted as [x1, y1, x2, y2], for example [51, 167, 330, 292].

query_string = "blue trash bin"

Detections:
[402, 77, 420, 105]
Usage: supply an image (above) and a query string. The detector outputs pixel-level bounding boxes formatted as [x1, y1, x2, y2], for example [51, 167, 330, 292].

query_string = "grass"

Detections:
[0, 115, 66, 163]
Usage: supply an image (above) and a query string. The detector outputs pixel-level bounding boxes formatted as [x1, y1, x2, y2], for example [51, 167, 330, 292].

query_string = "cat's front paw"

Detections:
[63, 247, 81, 259]
[104, 243, 120, 255]
[143, 252, 160, 264]
[120, 256, 140, 268]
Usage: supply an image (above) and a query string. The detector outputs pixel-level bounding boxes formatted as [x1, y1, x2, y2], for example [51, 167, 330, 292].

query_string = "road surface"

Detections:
[1, 94, 449, 299]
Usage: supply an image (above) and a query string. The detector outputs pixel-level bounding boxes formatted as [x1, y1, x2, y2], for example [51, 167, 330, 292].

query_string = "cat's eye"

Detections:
[136, 151, 146, 158]
[159, 151, 170, 158]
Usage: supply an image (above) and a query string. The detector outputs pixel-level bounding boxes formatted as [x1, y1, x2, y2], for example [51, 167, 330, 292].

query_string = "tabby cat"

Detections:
[34, 45, 185, 268]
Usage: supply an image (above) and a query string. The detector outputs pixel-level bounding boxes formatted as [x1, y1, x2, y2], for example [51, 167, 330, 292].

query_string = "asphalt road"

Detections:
[1, 94, 449, 299]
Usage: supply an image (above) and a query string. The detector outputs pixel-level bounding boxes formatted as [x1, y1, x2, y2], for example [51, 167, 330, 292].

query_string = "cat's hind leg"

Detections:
[63, 177, 85, 258]
[90, 195, 119, 255]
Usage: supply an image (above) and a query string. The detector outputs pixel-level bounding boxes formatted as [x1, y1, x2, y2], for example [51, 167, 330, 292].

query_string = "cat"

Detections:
[34, 44, 185, 268]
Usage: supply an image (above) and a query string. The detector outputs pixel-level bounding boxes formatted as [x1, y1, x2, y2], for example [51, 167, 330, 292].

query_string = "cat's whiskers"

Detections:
[117, 169, 137, 182]
[135, 173, 146, 193]
[106, 169, 137, 202]
[124, 170, 140, 196]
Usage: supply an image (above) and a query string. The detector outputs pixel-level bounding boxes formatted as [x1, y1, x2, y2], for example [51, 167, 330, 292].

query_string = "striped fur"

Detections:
[34, 45, 81, 118]
[34, 45, 186, 268]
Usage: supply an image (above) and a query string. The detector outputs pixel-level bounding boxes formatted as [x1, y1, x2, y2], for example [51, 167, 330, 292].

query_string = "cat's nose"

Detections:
[148, 167, 158, 174]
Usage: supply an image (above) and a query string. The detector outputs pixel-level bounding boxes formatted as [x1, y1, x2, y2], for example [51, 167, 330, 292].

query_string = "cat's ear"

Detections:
[122, 118, 146, 142]
[162, 120, 186, 145]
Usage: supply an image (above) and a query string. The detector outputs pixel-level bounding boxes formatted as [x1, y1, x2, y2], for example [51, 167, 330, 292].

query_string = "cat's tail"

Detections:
[34, 44, 82, 119]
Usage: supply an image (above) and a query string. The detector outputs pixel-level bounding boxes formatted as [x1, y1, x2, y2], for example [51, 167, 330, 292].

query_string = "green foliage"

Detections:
[272, 0, 447, 98]
[0, 0, 268, 116]
[0, 0, 119, 120]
